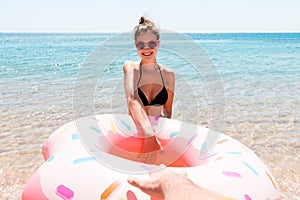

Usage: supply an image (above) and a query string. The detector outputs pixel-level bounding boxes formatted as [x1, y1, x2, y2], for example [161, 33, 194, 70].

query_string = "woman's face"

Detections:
[135, 31, 160, 63]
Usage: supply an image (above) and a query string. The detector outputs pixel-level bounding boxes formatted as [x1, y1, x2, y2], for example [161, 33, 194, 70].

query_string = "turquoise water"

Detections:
[0, 33, 299, 199]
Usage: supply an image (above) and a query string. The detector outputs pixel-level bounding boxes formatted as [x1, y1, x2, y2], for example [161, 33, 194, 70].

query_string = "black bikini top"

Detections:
[137, 64, 168, 106]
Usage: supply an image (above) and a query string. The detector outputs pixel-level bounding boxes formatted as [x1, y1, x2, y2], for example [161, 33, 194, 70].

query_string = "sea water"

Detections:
[0, 33, 299, 199]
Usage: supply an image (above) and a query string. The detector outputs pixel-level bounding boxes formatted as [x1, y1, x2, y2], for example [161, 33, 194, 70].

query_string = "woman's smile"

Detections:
[142, 51, 153, 57]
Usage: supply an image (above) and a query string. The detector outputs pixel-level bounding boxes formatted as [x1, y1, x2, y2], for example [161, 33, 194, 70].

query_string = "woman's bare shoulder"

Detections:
[159, 64, 175, 77]
[123, 61, 139, 73]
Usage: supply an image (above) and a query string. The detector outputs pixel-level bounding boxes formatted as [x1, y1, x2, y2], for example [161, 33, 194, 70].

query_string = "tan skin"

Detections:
[127, 169, 227, 200]
[123, 31, 175, 157]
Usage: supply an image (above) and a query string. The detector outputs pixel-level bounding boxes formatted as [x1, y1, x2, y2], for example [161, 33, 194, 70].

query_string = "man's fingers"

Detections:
[127, 177, 146, 189]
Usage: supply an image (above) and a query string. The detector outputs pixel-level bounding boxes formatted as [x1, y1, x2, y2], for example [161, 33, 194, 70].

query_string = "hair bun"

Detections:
[139, 17, 145, 24]
[134, 16, 160, 40]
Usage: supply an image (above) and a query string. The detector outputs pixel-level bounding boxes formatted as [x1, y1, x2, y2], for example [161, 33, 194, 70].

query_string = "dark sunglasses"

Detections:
[135, 41, 159, 50]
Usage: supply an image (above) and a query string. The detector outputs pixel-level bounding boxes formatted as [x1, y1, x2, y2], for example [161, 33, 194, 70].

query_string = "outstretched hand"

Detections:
[127, 168, 188, 199]
[128, 168, 227, 200]
[127, 170, 167, 199]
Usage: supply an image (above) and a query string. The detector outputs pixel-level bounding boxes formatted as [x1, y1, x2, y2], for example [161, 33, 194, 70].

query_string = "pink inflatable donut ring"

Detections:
[22, 114, 281, 200]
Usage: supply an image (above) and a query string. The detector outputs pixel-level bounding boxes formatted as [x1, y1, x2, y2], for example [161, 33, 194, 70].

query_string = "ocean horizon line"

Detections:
[1, 31, 300, 34]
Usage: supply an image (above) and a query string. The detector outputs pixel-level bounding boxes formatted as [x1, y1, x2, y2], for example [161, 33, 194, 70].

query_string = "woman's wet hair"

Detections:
[134, 16, 160, 41]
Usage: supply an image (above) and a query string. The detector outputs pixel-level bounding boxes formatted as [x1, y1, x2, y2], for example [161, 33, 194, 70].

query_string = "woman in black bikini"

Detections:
[123, 16, 175, 155]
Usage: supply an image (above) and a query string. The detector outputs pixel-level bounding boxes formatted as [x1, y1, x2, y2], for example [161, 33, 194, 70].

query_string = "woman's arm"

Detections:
[123, 62, 154, 136]
[123, 62, 162, 158]
[163, 70, 175, 118]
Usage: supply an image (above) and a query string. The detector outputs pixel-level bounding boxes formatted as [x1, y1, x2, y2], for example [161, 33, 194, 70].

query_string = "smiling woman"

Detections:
[123, 16, 175, 156]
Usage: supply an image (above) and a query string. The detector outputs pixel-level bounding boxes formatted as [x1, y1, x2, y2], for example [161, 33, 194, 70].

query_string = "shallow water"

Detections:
[0, 33, 299, 199]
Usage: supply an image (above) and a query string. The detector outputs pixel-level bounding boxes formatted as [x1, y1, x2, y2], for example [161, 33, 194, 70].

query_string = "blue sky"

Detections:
[0, 0, 299, 33]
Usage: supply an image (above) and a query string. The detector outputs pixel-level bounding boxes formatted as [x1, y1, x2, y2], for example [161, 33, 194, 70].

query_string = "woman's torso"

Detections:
[133, 62, 170, 117]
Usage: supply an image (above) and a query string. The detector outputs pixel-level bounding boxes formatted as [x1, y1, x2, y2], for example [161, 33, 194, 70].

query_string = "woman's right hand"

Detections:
[141, 135, 162, 152]
[138, 135, 163, 164]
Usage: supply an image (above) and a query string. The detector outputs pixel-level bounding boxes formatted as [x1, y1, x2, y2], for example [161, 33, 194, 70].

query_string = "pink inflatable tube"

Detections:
[22, 114, 281, 200]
